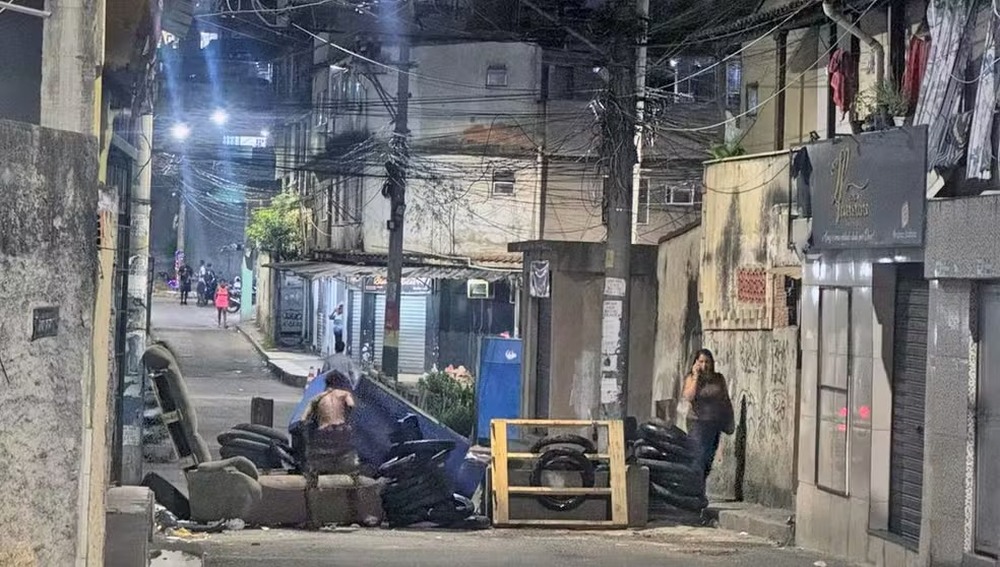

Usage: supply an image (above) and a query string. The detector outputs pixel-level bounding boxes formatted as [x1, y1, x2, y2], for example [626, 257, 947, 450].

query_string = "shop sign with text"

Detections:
[808, 126, 927, 250]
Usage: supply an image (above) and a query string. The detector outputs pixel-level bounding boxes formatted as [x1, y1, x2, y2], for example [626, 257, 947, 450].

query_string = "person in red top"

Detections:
[215, 280, 230, 329]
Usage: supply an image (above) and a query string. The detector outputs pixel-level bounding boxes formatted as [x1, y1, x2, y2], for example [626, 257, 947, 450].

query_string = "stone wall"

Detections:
[0, 119, 98, 565]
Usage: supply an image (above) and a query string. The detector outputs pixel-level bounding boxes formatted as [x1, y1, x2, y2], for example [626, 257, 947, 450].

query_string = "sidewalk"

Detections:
[237, 323, 324, 388]
[704, 501, 795, 546]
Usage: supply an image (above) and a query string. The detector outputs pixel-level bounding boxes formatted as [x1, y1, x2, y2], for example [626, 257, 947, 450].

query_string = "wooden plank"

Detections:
[498, 419, 610, 427]
[491, 420, 510, 525]
[607, 420, 629, 526]
[508, 487, 612, 495]
[507, 452, 610, 460]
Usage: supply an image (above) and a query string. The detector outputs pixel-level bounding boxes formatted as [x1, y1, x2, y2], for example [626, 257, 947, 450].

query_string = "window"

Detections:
[816, 287, 851, 495]
[726, 59, 743, 112]
[636, 179, 650, 225]
[486, 65, 509, 88]
[491, 170, 515, 195]
[551, 66, 575, 99]
[746, 82, 760, 118]
[639, 177, 701, 207]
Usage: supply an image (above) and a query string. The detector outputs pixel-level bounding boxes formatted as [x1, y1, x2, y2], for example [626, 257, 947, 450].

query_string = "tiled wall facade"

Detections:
[797, 250, 921, 566]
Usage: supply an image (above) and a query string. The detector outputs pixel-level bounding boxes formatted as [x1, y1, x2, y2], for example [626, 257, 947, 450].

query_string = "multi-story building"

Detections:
[264, 5, 720, 375]
[671, 1, 1000, 566]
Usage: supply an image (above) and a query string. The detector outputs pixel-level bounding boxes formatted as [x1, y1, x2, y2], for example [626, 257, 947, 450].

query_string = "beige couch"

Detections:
[143, 342, 383, 526]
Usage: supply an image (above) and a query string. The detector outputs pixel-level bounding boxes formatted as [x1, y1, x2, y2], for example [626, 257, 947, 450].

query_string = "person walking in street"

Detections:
[215, 280, 230, 328]
[329, 303, 345, 348]
[681, 348, 735, 480]
[178, 264, 193, 305]
[321, 340, 361, 389]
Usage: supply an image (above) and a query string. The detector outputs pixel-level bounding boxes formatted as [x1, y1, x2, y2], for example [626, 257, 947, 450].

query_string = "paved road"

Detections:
[148, 298, 853, 567]
[194, 526, 854, 567]
[146, 298, 304, 491]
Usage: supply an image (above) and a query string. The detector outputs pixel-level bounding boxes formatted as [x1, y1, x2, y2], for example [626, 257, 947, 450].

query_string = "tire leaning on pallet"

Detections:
[528, 433, 596, 454]
[528, 446, 595, 512]
[634, 438, 695, 463]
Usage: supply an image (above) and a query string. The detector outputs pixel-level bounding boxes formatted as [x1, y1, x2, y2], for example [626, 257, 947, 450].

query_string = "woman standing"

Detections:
[215, 280, 230, 329]
[681, 349, 735, 479]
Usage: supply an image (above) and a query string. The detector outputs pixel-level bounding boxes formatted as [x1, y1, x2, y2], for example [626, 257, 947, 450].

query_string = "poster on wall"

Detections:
[808, 126, 927, 250]
[529, 260, 550, 298]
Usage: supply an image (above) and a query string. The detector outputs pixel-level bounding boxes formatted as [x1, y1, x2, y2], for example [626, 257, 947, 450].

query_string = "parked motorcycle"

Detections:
[227, 289, 241, 314]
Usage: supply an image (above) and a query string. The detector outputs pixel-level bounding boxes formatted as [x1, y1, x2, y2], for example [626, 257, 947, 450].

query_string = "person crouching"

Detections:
[302, 370, 359, 478]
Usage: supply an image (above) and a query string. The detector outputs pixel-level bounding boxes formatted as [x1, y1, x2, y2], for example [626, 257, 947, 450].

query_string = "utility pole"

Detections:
[177, 194, 186, 259]
[630, 0, 649, 244]
[599, 0, 639, 420]
[121, 111, 154, 484]
[381, 0, 412, 381]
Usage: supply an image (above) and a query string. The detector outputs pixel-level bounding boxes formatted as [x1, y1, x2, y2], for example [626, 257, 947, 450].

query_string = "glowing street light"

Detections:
[260, 128, 270, 138]
[170, 123, 191, 140]
[211, 109, 228, 125]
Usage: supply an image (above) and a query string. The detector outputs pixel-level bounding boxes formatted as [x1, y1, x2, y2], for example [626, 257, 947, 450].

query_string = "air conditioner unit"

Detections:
[467, 279, 493, 299]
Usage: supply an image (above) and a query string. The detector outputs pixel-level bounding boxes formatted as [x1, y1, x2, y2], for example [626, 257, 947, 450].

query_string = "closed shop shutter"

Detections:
[399, 295, 427, 374]
[888, 264, 928, 546]
[316, 280, 327, 354]
[374, 295, 386, 367]
[350, 290, 362, 359]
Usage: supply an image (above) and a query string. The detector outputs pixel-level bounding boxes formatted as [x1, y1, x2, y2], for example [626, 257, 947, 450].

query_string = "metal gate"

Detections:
[350, 290, 362, 360]
[888, 264, 928, 546]
[398, 295, 427, 373]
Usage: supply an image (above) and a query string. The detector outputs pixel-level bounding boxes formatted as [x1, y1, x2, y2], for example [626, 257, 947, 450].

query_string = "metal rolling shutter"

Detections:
[316, 280, 326, 353]
[350, 290, 362, 360]
[888, 265, 928, 546]
[398, 295, 427, 374]
[374, 295, 386, 367]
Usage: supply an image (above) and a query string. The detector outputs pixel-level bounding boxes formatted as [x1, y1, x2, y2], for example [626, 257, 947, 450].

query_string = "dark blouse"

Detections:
[691, 372, 731, 425]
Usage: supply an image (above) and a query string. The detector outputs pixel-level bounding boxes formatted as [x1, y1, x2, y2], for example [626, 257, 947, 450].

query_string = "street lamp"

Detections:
[211, 109, 228, 126]
[170, 123, 191, 140]
[260, 128, 270, 138]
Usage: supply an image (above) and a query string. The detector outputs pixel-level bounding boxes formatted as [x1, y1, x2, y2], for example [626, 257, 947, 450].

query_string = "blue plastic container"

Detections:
[475, 337, 523, 445]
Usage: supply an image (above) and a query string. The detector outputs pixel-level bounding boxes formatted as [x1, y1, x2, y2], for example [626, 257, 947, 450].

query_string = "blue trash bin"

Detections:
[475, 337, 523, 446]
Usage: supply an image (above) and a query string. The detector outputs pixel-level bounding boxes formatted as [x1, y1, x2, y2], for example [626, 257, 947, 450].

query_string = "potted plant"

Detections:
[874, 82, 909, 127]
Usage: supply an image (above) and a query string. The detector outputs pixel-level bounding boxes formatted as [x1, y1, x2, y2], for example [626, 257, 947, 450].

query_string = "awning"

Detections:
[263, 260, 518, 282]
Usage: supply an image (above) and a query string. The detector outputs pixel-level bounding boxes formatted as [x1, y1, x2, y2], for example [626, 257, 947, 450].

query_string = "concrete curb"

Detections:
[704, 504, 795, 546]
[235, 325, 309, 389]
[152, 534, 208, 558]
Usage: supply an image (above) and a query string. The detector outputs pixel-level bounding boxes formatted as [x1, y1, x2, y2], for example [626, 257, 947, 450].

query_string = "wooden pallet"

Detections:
[489, 419, 628, 528]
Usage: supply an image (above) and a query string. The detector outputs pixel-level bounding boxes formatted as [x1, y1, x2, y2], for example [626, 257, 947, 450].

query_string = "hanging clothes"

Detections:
[827, 49, 855, 117]
[902, 35, 931, 112]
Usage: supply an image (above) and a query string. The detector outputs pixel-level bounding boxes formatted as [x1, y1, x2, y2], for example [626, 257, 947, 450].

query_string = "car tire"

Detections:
[529, 434, 596, 454]
[648, 481, 708, 512]
[529, 446, 595, 512]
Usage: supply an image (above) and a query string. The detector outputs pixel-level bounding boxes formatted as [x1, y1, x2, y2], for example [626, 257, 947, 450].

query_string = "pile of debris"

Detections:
[377, 416, 487, 529]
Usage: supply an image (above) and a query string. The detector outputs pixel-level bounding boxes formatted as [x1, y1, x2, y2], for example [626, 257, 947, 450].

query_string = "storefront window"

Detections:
[817, 287, 851, 495]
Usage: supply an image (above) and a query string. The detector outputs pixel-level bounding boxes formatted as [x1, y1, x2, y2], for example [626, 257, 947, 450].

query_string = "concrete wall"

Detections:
[701, 152, 790, 329]
[515, 242, 657, 423]
[255, 251, 276, 342]
[651, 223, 702, 410]
[703, 327, 798, 508]
[363, 154, 541, 258]
[0, 120, 98, 566]
[699, 152, 802, 509]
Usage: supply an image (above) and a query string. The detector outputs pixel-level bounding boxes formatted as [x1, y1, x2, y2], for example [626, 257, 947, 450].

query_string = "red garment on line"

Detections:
[828, 49, 855, 117]
[902, 35, 930, 111]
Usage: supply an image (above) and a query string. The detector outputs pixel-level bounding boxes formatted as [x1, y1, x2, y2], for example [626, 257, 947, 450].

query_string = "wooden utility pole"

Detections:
[599, 0, 639, 420]
[382, 0, 412, 381]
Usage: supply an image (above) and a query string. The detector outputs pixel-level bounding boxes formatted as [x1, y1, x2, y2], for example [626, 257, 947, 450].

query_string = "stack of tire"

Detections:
[216, 423, 296, 471]
[634, 420, 707, 513]
[377, 416, 485, 529]
[528, 434, 598, 512]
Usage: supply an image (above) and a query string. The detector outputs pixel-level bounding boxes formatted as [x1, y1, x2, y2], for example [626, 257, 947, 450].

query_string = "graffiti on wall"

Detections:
[706, 328, 797, 509]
